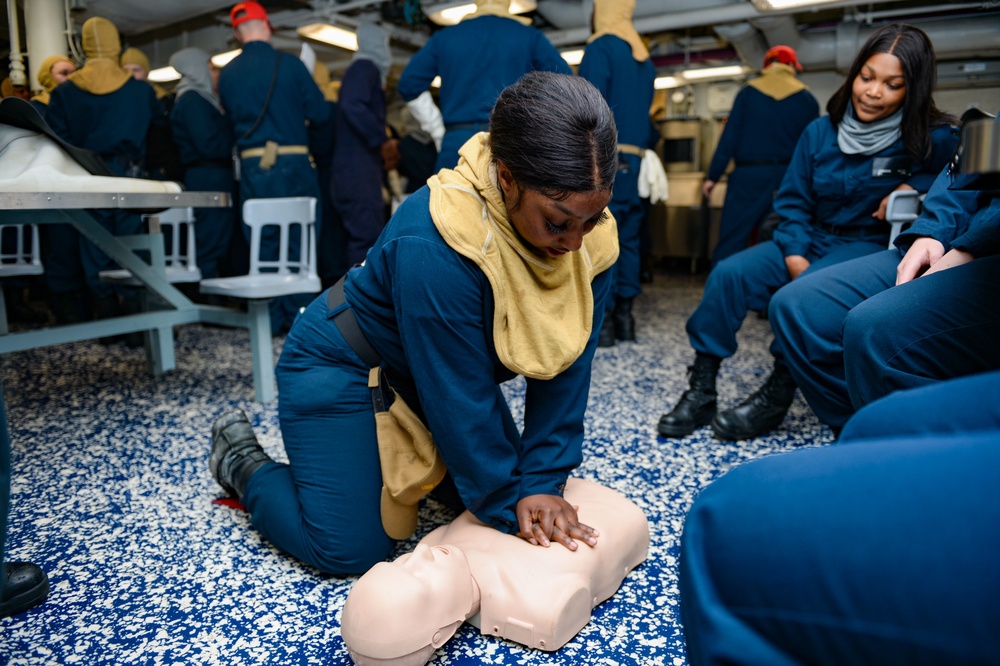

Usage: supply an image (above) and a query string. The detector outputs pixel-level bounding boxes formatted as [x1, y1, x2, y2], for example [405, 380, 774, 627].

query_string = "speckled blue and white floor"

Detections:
[1, 274, 835, 665]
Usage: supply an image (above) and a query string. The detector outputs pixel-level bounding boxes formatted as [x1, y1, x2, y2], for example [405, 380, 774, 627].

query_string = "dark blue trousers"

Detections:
[686, 234, 886, 360]
[184, 165, 236, 280]
[712, 164, 785, 265]
[81, 209, 143, 301]
[843, 252, 1000, 412]
[680, 376, 1000, 666]
[769, 249, 901, 427]
[243, 291, 394, 574]
[609, 157, 643, 301]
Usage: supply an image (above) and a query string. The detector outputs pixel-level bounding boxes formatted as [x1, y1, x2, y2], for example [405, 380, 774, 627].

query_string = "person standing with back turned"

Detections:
[703, 46, 818, 265]
[397, 0, 571, 172]
[218, 1, 330, 334]
[579, 0, 656, 346]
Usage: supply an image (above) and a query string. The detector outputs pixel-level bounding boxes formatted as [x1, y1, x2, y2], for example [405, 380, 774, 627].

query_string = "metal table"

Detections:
[0, 190, 277, 445]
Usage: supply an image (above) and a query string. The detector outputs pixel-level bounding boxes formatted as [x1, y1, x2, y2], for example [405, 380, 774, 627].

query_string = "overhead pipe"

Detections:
[712, 22, 768, 72]
[7, 0, 28, 87]
[24, 0, 68, 93]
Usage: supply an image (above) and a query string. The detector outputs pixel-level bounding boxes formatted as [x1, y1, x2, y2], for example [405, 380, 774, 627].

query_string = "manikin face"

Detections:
[851, 52, 906, 123]
[341, 544, 473, 663]
[50, 60, 76, 84]
[497, 162, 612, 260]
[122, 63, 148, 80]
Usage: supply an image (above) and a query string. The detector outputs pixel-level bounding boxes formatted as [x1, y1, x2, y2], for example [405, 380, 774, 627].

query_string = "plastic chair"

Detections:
[200, 196, 320, 403]
[0, 224, 44, 335]
[99, 207, 201, 285]
[885, 190, 923, 249]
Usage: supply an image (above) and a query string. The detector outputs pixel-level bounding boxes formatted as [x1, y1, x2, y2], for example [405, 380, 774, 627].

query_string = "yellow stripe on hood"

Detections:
[747, 63, 808, 101]
[67, 17, 131, 96]
[427, 133, 618, 380]
[589, 0, 648, 62]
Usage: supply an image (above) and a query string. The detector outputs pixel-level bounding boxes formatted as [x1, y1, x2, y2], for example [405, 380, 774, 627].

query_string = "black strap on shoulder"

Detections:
[240, 52, 283, 143]
[328, 278, 382, 368]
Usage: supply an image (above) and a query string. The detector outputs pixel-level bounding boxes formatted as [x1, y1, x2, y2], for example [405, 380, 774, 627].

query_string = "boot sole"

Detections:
[0, 578, 49, 617]
[657, 413, 715, 438]
[710, 414, 786, 441]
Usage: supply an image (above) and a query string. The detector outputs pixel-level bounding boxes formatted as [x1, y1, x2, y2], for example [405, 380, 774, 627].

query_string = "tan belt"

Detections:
[617, 143, 644, 157]
[240, 142, 311, 170]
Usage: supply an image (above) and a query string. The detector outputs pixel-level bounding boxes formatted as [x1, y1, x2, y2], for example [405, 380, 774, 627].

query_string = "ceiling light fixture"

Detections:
[678, 65, 748, 81]
[211, 50, 243, 67]
[654, 76, 681, 90]
[424, 0, 537, 26]
[297, 23, 359, 51]
[751, 0, 840, 10]
[148, 66, 180, 83]
[560, 49, 584, 66]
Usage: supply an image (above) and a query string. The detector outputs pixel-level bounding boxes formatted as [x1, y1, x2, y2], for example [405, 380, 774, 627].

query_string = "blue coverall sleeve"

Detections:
[903, 124, 960, 192]
[771, 123, 821, 258]
[45, 87, 71, 143]
[895, 165, 981, 250]
[339, 61, 387, 152]
[951, 196, 1000, 257]
[530, 32, 572, 75]
[397, 38, 439, 102]
[578, 43, 612, 98]
[297, 59, 331, 126]
[518, 269, 611, 500]
[706, 88, 746, 181]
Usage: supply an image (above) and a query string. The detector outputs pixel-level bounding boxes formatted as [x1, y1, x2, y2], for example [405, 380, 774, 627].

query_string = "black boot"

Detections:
[3, 287, 48, 325]
[657, 354, 720, 437]
[613, 297, 635, 342]
[712, 362, 797, 440]
[598, 311, 615, 348]
[0, 562, 49, 617]
[209, 409, 273, 499]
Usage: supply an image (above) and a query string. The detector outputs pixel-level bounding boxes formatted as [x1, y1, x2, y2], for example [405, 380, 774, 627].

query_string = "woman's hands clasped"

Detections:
[515, 494, 599, 551]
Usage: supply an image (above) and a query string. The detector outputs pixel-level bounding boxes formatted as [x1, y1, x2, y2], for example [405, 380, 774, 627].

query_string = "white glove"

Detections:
[638, 149, 669, 205]
[406, 91, 445, 152]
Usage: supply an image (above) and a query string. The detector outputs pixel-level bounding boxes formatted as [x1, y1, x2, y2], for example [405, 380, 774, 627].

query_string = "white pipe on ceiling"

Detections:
[24, 0, 69, 92]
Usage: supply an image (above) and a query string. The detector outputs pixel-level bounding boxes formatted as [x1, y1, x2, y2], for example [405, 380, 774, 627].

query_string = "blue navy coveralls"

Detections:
[579, 34, 655, 304]
[331, 58, 387, 268]
[47, 78, 163, 302]
[239, 187, 610, 574]
[685, 117, 957, 364]
[706, 83, 818, 264]
[218, 40, 330, 332]
[169, 91, 235, 280]
[397, 15, 570, 171]
[680, 370, 1000, 666]
[770, 164, 992, 427]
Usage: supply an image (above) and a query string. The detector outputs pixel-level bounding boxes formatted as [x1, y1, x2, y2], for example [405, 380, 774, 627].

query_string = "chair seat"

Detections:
[100, 267, 203, 285]
[200, 273, 321, 300]
[0, 264, 44, 278]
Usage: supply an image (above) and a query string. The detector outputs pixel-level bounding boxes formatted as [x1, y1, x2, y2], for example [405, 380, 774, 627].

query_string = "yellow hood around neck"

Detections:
[427, 133, 618, 380]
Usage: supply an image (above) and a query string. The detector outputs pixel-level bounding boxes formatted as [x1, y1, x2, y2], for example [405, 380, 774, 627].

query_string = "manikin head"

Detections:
[341, 544, 477, 666]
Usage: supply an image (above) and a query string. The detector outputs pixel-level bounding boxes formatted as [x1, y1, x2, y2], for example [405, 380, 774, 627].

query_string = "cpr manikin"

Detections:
[340, 478, 649, 665]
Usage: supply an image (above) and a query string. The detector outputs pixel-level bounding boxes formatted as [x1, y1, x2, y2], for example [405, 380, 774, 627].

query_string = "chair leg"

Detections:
[247, 300, 276, 403]
[0, 288, 8, 336]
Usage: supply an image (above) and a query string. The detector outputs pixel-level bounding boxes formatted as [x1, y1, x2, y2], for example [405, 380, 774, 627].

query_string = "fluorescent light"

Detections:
[297, 23, 358, 51]
[679, 65, 748, 81]
[561, 49, 584, 66]
[425, 0, 537, 26]
[148, 66, 180, 83]
[654, 76, 681, 89]
[212, 50, 242, 67]
[752, 0, 839, 9]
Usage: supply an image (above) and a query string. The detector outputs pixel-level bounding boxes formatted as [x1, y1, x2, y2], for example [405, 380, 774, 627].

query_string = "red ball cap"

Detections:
[764, 45, 802, 71]
[230, 1, 270, 28]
